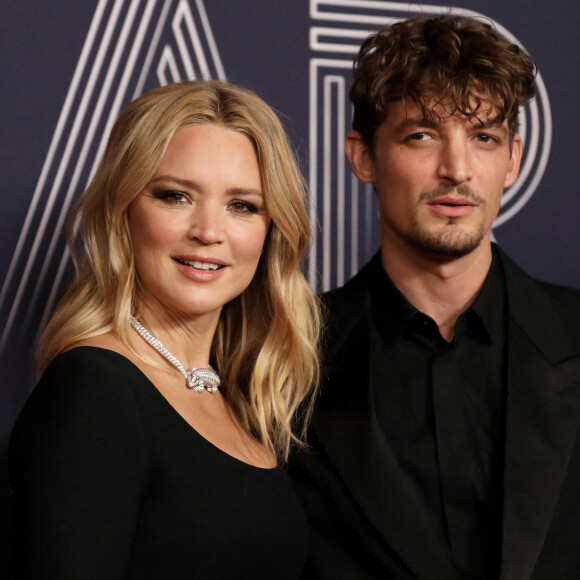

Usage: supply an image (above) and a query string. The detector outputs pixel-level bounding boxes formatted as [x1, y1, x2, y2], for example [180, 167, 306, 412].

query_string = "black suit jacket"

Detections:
[290, 246, 580, 579]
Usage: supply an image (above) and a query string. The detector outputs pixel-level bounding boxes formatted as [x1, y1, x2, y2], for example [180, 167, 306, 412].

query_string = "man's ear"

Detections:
[504, 133, 523, 188]
[345, 131, 375, 183]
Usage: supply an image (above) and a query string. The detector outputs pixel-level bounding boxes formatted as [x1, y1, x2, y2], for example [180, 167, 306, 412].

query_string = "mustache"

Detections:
[419, 184, 486, 206]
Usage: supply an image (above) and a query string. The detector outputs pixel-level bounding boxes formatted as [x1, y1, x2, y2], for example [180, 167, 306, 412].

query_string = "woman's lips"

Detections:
[173, 257, 227, 281]
[175, 258, 223, 271]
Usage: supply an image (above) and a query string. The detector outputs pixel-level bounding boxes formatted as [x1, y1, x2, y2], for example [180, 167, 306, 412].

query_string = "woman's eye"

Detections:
[155, 190, 187, 204]
[230, 200, 259, 214]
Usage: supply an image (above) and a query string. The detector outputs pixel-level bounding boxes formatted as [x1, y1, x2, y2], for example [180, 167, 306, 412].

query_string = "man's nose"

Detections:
[436, 137, 473, 185]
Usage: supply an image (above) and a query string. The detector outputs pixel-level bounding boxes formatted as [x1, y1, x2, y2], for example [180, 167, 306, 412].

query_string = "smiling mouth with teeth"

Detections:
[175, 258, 223, 271]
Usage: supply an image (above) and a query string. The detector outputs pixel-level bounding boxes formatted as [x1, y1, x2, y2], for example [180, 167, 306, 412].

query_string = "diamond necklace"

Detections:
[129, 316, 220, 393]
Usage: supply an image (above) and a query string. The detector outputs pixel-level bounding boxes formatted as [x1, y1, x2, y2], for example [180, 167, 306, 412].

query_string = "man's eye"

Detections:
[476, 134, 498, 144]
[407, 132, 431, 141]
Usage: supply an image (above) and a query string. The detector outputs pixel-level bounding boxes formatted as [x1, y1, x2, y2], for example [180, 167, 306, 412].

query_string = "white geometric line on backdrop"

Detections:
[0, 0, 225, 352]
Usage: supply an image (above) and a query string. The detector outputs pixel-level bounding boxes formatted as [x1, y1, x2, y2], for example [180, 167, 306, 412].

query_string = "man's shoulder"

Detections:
[319, 255, 379, 360]
[498, 246, 580, 311]
[321, 254, 377, 310]
[537, 278, 580, 304]
[320, 256, 378, 323]
[526, 277, 580, 336]
[496, 246, 580, 354]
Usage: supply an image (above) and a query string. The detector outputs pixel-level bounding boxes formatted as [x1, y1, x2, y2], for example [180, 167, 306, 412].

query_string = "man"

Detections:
[290, 15, 580, 580]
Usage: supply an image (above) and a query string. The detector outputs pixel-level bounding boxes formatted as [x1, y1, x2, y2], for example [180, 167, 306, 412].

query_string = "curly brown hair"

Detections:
[350, 15, 537, 147]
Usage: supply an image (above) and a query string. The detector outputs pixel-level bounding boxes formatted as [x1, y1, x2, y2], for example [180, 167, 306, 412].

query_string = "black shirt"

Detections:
[370, 251, 507, 579]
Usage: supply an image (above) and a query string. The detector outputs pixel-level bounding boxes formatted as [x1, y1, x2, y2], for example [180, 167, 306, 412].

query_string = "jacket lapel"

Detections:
[499, 250, 580, 580]
[312, 308, 458, 579]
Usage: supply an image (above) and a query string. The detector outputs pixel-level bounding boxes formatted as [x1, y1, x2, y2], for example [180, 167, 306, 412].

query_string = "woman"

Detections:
[10, 80, 320, 579]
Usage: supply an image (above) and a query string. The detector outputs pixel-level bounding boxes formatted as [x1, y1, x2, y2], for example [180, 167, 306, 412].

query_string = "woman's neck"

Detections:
[133, 300, 221, 369]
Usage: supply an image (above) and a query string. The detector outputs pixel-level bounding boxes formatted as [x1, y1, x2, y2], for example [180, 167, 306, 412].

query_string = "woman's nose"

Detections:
[187, 204, 224, 245]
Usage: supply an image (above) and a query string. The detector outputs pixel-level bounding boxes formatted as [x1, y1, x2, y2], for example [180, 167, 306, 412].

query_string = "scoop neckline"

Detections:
[64, 346, 280, 472]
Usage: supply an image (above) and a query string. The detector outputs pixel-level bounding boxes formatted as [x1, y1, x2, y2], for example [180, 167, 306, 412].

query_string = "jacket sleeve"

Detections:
[9, 349, 149, 579]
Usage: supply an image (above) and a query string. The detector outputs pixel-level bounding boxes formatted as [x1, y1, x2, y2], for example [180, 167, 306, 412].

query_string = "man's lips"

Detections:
[427, 196, 477, 218]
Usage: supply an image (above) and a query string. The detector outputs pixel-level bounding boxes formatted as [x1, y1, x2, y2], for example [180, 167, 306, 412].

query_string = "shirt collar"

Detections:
[370, 252, 418, 343]
[467, 246, 506, 343]
[370, 248, 506, 344]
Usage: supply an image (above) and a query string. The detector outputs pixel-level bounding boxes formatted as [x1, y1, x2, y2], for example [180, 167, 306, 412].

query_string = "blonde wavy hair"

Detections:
[37, 80, 320, 461]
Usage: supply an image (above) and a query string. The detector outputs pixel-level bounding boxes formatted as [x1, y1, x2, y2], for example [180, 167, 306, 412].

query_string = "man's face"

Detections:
[347, 98, 522, 260]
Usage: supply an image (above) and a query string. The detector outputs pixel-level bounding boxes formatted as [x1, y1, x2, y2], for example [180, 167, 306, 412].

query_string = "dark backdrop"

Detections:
[1, 0, 578, 574]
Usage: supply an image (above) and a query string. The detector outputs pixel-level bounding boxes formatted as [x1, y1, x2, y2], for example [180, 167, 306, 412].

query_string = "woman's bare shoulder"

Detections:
[68, 332, 131, 357]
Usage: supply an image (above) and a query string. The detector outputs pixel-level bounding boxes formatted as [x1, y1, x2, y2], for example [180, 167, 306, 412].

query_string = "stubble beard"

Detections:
[404, 184, 488, 259]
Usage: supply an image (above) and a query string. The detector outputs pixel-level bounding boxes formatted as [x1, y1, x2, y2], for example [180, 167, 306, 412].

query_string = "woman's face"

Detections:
[129, 123, 270, 322]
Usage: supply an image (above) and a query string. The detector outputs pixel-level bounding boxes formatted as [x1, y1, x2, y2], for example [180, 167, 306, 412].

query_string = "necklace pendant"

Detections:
[186, 372, 206, 392]
[186, 367, 221, 393]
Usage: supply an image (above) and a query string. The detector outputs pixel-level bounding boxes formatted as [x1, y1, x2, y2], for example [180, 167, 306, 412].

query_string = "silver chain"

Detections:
[129, 316, 220, 393]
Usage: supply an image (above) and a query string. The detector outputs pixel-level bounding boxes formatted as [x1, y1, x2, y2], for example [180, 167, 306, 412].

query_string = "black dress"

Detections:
[10, 347, 308, 579]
